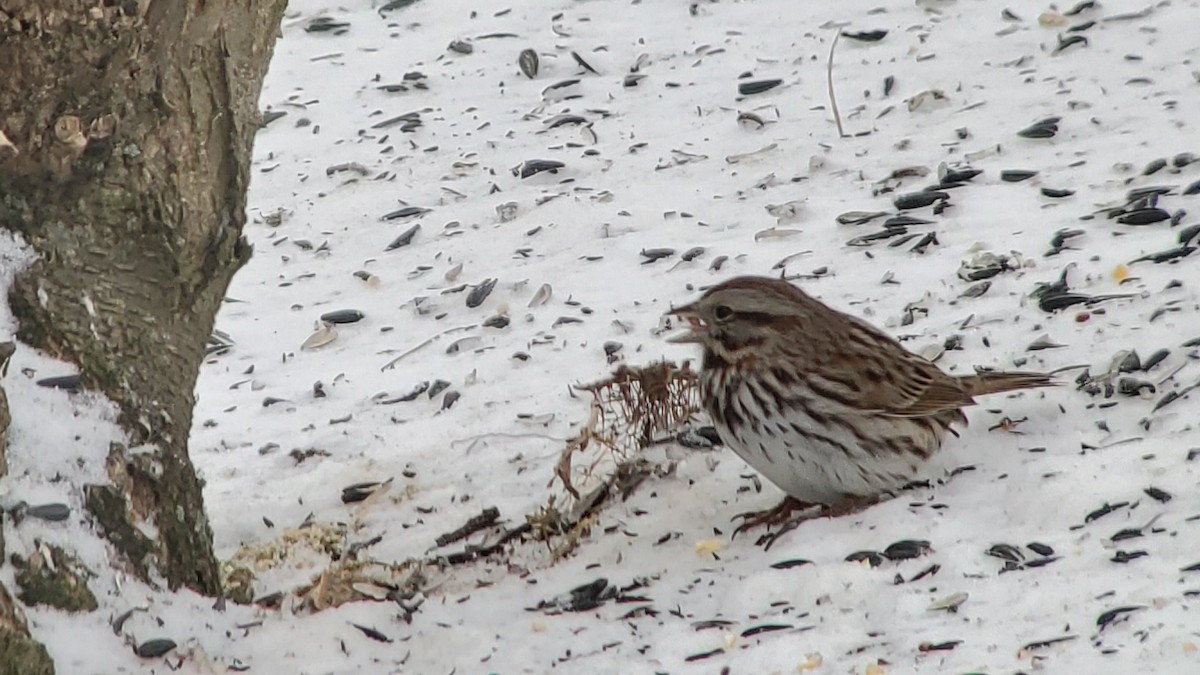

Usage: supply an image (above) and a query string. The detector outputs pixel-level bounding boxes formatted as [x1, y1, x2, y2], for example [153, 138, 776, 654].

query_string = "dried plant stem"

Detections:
[379, 324, 476, 371]
[827, 27, 846, 138]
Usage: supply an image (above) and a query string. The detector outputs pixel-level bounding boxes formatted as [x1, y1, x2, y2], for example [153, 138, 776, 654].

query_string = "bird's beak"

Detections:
[665, 302, 706, 344]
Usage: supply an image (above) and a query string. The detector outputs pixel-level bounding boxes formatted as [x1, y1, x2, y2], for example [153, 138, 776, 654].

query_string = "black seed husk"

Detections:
[910, 232, 938, 253]
[382, 206, 430, 220]
[320, 309, 365, 324]
[1144, 486, 1172, 502]
[1131, 246, 1195, 264]
[738, 79, 783, 95]
[843, 29, 888, 42]
[371, 112, 421, 129]
[1142, 349, 1169, 370]
[25, 503, 70, 522]
[1142, 158, 1168, 176]
[1096, 606, 1144, 631]
[381, 381, 429, 404]
[518, 49, 539, 78]
[571, 50, 599, 74]
[466, 278, 497, 308]
[305, 17, 349, 34]
[741, 623, 793, 637]
[1176, 224, 1200, 246]
[987, 543, 1025, 562]
[428, 380, 451, 398]
[1023, 636, 1078, 651]
[546, 114, 588, 129]
[1017, 117, 1060, 138]
[849, 227, 908, 246]
[770, 559, 812, 570]
[1064, 0, 1096, 15]
[386, 224, 420, 250]
[515, 159, 565, 178]
[1054, 34, 1088, 53]
[36, 374, 82, 391]
[887, 233, 922, 248]
[341, 482, 383, 504]
[260, 110, 286, 127]
[883, 540, 931, 560]
[1118, 351, 1142, 373]
[837, 210, 888, 226]
[351, 623, 393, 643]
[1117, 208, 1171, 225]
[884, 214, 934, 228]
[135, 639, 177, 658]
[1027, 542, 1055, 556]
[640, 248, 676, 263]
[894, 191, 949, 210]
[1001, 169, 1038, 182]
[1042, 187, 1075, 198]
[942, 168, 982, 183]
[1085, 501, 1129, 523]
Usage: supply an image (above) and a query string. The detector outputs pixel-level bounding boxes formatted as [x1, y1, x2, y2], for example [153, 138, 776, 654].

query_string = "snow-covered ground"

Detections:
[5, 0, 1200, 672]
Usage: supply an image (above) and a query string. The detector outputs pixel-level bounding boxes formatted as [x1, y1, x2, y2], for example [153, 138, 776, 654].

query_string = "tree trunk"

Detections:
[0, 0, 286, 604]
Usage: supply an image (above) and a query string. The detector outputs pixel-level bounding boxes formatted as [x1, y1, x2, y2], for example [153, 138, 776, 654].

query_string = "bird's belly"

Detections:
[717, 417, 928, 504]
[705, 375, 937, 504]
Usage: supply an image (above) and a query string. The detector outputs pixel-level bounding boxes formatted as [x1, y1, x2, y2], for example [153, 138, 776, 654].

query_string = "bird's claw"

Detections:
[730, 496, 819, 539]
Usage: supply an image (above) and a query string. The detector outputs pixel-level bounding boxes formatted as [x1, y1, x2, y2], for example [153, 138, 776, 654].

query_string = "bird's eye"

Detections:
[712, 305, 734, 322]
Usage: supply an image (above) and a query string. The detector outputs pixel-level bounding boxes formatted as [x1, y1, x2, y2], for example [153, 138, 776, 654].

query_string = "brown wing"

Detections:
[812, 314, 974, 418]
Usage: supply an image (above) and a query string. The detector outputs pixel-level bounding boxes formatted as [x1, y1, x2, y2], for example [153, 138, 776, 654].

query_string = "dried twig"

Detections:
[827, 27, 845, 138]
[437, 523, 532, 565]
[450, 432, 567, 452]
[434, 507, 500, 547]
[379, 324, 476, 371]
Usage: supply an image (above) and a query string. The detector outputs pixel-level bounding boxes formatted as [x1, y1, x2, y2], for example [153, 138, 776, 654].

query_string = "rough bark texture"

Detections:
[0, 380, 8, 479]
[0, 581, 55, 675]
[0, 342, 12, 478]
[0, 0, 286, 600]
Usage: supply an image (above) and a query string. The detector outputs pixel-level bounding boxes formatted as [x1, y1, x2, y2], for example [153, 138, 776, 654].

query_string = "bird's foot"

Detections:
[731, 496, 821, 542]
[733, 495, 880, 549]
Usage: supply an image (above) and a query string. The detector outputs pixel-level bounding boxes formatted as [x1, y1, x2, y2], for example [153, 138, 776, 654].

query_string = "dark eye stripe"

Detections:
[733, 311, 776, 323]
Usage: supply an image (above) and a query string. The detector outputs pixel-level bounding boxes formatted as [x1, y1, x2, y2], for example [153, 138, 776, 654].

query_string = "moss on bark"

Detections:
[0, 580, 51, 674]
[12, 544, 98, 613]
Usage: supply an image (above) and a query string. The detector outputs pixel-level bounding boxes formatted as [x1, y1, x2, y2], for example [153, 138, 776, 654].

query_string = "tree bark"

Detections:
[0, 0, 286, 599]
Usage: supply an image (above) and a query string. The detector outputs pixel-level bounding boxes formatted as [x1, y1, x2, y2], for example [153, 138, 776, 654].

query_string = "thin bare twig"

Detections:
[379, 324, 476, 371]
[434, 506, 500, 548]
[450, 432, 568, 452]
[827, 27, 845, 138]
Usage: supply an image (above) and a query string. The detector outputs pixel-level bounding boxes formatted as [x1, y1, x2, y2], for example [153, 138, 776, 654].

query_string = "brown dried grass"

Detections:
[554, 361, 700, 499]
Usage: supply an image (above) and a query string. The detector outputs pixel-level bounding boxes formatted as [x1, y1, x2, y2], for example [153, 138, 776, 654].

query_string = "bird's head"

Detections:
[666, 276, 816, 366]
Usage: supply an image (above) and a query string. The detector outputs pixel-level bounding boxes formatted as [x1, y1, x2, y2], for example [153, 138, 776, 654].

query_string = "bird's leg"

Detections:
[731, 496, 821, 538]
[822, 494, 880, 518]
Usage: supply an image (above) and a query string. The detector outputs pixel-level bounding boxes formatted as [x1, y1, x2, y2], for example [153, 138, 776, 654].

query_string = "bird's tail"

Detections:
[960, 371, 1056, 397]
